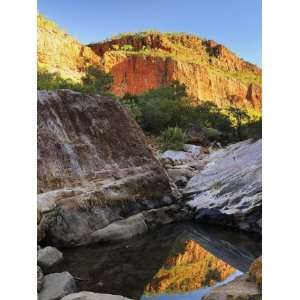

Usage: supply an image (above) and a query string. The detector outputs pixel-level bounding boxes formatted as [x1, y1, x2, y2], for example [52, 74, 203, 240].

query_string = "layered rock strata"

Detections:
[89, 33, 262, 109]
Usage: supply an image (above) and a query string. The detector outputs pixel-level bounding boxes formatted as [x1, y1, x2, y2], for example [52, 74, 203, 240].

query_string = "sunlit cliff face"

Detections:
[144, 240, 236, 295]
[38, 15, 261, 111]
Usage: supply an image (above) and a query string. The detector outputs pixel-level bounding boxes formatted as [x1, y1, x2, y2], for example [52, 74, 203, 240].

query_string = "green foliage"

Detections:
[226, 106, 251, 140]
[120, 82, 261, 147]
[126, 81, 190, 133]
[81, 66, 113, 94]
[37, 70, 81, 90]
[121, 44, 134, 51]
[160, 127, 184, 151]
[201, 127, 223, 141]
[112, 44, 120, 50]
[122, 94, 142, 123]
[37, 66, 113, 95]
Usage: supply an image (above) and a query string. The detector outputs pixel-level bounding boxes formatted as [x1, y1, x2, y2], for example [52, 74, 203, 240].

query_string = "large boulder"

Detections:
[61, 291, 133, 300]
[184, 139, 262, 233]
[37, 90, 181, 247]
[38, 272, 77, 300]
[37, 246, 63, 272]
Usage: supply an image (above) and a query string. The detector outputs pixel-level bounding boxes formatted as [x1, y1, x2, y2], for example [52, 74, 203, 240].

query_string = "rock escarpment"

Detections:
[38, 15, 101, 81]
[184, 139, 262, 233]
[37, 15, 261, 110]
[89, 33, 261, 110]
[37, 90, 182, 247]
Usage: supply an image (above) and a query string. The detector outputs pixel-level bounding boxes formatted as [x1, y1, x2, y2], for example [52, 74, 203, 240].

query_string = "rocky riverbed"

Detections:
[37, 90, 262, 300]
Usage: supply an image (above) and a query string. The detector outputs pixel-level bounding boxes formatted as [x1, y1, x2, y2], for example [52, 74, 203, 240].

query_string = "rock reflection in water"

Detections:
[144, 240, 236, 295]
[52, 222, 261, 300]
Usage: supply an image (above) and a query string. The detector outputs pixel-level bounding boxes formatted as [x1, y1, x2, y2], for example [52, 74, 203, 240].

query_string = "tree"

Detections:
[81, 66, 113, 94]
[227, 106, 250, 140]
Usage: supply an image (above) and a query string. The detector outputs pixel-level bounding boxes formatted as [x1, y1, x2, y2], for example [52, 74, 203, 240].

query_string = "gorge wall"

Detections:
[37, 15, 101, 81]
[37, 90, 183, 247]
[89, 33, 262, 110]
[38, 16, 262, 110]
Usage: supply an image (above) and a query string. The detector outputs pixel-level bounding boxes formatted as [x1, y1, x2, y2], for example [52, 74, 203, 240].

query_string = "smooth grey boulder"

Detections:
[161, 150, 193, 164]
[37, 265, 44, 292]
[183, 144, 203, 157]
[38, 272, 77, 300]
[61, 291, 133, 300]
[38, 246, 63, 272]
[160, 144, 204, 166]
[90, 213, 148, 243]
[184, 139, 262, 233]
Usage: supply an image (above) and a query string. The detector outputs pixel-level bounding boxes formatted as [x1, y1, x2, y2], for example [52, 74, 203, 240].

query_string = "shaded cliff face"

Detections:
[37, 15, 101, 81]
[37, 90, 180, 246]
[89, 33, 262, 109]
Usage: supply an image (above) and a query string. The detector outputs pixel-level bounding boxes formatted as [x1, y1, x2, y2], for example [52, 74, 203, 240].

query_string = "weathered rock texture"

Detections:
[38, 15, 101, 81]
[89, 33, 261, 110]
[184, 139, 262, 233]
[37, 90, 181, 247]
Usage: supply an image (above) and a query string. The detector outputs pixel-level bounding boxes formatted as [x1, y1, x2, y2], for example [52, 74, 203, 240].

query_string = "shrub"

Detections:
[121, 44, 134, 51]
[81, 66, 113, 94]
[122, 96, 142, 123]
[160, 126, 184, 151]
[119, 82, 261, 145]
[37, 70, 80, 90]
[37, 66, 113, 95]
[201, 127, 223, 141]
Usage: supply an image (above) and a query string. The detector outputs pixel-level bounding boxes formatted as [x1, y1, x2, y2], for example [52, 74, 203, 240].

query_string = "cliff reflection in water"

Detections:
[144, 239, 236, 296]
[53, 222, 261, 300]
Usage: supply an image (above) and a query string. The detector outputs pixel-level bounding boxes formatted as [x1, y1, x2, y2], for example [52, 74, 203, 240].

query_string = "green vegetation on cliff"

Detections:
[91, 31, 261, 87]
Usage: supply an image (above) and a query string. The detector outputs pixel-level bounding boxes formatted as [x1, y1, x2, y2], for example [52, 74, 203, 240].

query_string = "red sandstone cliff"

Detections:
[89, 33, 262, 110]
[37, 16, 261, 110]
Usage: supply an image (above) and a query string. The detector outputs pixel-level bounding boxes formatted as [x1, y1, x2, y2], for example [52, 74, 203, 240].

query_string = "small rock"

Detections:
[161, 150, 193, 164]
[37, 265, 44, 292]
[38, 246, 63, 272]
[183, 144, 203, 158]
[62, 292, 133, 300]
[39, 272, 77, 300]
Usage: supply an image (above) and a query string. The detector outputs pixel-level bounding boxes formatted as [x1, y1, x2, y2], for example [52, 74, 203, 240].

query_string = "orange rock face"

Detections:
[37, 15, 262, 110]
[38, 15, 101, 81]
[89, 33, 262, 110]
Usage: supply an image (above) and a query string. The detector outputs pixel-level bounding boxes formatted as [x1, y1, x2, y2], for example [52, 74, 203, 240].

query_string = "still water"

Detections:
[52, 222, 261, 300]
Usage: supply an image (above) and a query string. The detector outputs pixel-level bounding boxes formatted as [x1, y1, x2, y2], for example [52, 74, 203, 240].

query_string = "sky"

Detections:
[38, 0, 261, 66]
